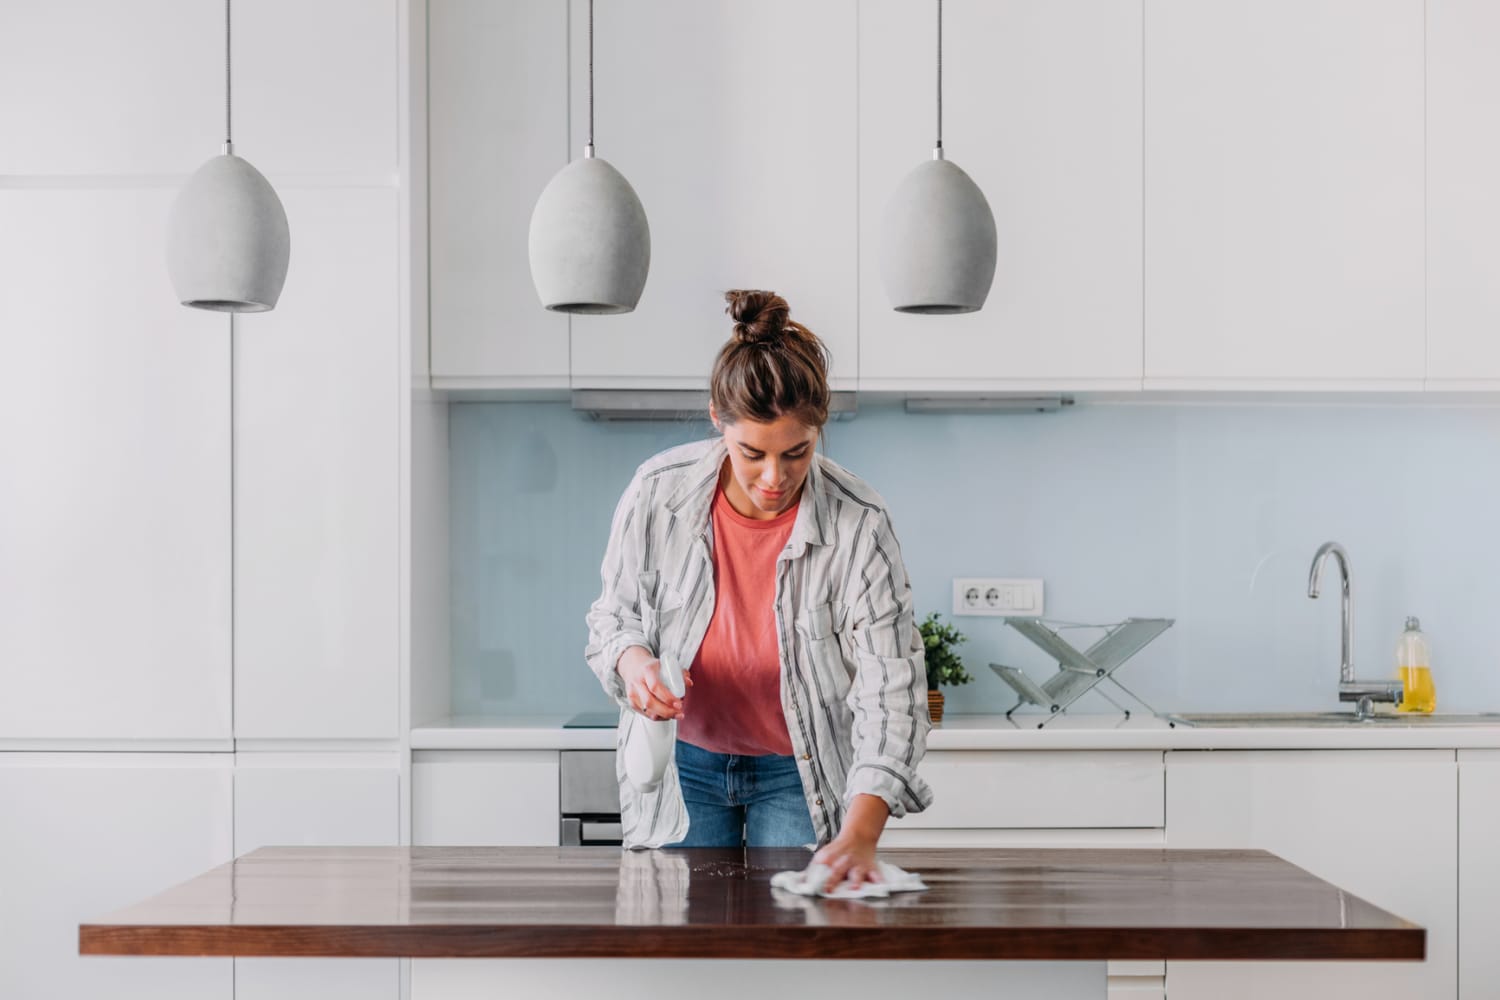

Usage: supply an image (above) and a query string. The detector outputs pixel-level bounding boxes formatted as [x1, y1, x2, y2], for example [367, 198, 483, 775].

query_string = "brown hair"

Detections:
[710, 289, 831, 428]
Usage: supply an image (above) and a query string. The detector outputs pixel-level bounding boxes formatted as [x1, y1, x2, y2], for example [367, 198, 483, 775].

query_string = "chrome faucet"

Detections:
[1307, 541, 1403, 719]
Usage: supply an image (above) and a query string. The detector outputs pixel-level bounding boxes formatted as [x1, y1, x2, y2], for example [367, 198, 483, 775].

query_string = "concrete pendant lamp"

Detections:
[167, 0, 290, 312]
[881, 0, 996, 314]
[529, 0, 650, 314]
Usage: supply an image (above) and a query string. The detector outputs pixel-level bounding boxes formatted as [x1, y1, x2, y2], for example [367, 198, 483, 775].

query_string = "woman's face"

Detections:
[711, 407, 820, 520]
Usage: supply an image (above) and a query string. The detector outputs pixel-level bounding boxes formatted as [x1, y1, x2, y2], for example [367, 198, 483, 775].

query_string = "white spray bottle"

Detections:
[623, 655, 685, 794]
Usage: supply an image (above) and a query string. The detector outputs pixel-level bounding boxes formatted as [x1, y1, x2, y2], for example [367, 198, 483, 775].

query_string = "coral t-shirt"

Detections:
[677, 484, 797, 757]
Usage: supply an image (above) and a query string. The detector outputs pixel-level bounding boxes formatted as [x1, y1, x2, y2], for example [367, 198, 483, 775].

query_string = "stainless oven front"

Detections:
[559, 750, 623, 846]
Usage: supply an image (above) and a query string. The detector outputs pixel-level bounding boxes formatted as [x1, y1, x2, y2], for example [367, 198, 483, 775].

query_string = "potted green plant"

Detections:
[920, 612, 973, 724]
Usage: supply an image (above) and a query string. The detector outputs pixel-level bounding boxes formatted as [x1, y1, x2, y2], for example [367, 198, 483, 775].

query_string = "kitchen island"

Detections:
[80, 845, 1422, 999]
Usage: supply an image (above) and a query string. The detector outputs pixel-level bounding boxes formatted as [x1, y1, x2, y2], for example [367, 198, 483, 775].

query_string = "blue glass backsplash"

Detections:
[449, 400, 1500, 718]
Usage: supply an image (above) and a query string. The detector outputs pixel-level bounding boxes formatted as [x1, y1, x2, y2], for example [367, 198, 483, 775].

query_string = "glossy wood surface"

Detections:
[79, 846, 1423, 961]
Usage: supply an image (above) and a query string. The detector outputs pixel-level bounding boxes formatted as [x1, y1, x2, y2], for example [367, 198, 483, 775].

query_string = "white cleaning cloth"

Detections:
[770, 860, 928, 899]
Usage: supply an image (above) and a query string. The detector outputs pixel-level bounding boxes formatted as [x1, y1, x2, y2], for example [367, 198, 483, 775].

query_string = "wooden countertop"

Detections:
[79, 846, 1424, 962]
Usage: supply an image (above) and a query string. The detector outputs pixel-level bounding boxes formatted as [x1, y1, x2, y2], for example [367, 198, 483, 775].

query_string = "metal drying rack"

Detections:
[990, 617, 1174, 728]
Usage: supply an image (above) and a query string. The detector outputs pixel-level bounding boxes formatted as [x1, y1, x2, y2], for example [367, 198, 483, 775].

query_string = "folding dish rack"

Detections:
[989, 617, 1174, 728]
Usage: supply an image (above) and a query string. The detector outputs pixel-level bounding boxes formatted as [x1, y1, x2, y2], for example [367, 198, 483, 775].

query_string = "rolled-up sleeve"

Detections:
[584, 471, 648, 710]
[841, 510, 934, 818]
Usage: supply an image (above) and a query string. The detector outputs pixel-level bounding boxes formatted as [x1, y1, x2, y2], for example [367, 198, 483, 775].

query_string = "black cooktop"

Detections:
[562, 711, 620, 729]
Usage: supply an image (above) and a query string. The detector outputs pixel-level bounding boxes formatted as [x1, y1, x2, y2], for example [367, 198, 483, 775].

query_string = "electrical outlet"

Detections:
[951, 578, 1044, 617]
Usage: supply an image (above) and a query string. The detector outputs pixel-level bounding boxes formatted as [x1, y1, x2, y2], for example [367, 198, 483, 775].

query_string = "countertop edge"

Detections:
[409, 715, 1500, 752]
[77, 922, 1424, 961]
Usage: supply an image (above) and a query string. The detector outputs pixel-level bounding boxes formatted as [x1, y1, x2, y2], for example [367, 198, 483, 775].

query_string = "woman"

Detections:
[585, 289, 932, 892]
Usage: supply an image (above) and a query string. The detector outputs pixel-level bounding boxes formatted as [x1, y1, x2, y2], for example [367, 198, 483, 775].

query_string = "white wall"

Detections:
[446, 399, 1500, 719]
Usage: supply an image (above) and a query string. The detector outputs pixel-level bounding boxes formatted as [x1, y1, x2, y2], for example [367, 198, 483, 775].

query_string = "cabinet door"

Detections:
[1427, 0, 1500, 386]
[885, 751, 1163, 829]
[232, 0, 400, 178]
[858, 0, 1143, 391]
[230, 0, 403, 738]
[0, 0, 219, 174]
[0, 0, 397, 177]
[1165, 750, 1456, 999]
[233, 188, 400, 739]
[0, 753, 233, 1000]
[0, 189, 231, 742]
[1459, 751, 1500, 997]
[428, 0, 570, 386]
[233, 757, 400, 1000]
[566, 0, 858, 391]
[413, 750, 561, 846]
[1144, 0, 1425, 387]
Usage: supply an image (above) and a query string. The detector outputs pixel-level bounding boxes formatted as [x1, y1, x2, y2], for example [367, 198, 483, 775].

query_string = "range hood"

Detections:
[571, 389, 858, 422]
[904, 395, 1073, 414]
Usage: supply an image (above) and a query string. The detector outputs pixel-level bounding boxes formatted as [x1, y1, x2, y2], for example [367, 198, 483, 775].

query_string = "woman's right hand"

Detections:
[616, 646, 688, 721]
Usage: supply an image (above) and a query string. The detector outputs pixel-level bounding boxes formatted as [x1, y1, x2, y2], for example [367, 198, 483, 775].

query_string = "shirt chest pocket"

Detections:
[793, 601, 852, 692]
[637, 570, 686, 654]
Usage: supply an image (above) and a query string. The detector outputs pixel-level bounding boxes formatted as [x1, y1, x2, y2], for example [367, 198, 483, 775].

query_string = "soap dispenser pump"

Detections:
[1396, 617, 1435, 714]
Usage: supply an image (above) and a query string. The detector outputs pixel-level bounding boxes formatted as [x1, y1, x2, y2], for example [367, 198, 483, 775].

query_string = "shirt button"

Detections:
[815, 798, 823, 806]
[801, 753, 811, 761]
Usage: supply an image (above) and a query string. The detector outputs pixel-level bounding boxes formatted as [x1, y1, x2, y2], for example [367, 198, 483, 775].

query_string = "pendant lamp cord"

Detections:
[586, 0, 596, 156]
[935, 0, 943, 153]
[224, 0, 233, 151]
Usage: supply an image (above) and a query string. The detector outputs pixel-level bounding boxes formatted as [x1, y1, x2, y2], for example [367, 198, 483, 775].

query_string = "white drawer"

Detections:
[412, 750, 560, 846]
[893, 751, 1164, 829]
[880, 828, 1165, 849]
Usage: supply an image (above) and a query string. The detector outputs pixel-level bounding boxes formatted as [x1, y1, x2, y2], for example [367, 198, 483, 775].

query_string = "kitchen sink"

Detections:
[1166, 711, 1500, 728]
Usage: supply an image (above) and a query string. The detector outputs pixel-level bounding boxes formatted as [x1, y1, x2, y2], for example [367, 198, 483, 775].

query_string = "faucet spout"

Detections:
[1307, 541, 1353, 684]
[1308, 541, 1403, 715]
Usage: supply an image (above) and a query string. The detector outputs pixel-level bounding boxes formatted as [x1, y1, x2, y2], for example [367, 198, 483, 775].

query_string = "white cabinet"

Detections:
[234, 755, 401, 847]
[1426, 0, 1500, 387]
[229, 0, 403, 743]
[1143, 0, 1426, 388]
[413, 750, 561, 845]
[566, 0, 858, 390]
[1165, 750, 1456, 999]
[233, 755, 401, 1000]
[428, 0, 570, 387]
[0, 0, 222, 175]
[884, 751, 1163, 833]
[1459, 751, 1500, 998]
[0, 189, 231, 743]
[233, 187, 401, 740]
[231, 0, 401, 178]
[0, 0, 397, 177]
[0, 753, 233, 1000]
[0, 0, 403, 745]
[858, 0, 1143, 392]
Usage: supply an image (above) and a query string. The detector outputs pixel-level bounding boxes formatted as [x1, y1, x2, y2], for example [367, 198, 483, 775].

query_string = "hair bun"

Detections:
[724, 289, 790, 345]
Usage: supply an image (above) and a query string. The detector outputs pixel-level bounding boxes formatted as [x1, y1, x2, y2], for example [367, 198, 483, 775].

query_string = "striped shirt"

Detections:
[584, 437, 935, 848]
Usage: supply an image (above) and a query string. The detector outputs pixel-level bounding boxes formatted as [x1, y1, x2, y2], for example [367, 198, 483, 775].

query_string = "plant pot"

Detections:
[927, 689, 944, 725]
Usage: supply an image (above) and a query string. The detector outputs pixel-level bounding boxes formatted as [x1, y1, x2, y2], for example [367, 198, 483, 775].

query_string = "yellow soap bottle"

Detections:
[1396, 616, 1436, 714]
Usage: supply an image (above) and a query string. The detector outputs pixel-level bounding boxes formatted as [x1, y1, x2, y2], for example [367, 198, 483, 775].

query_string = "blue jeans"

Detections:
[666, 739, 817, 848]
